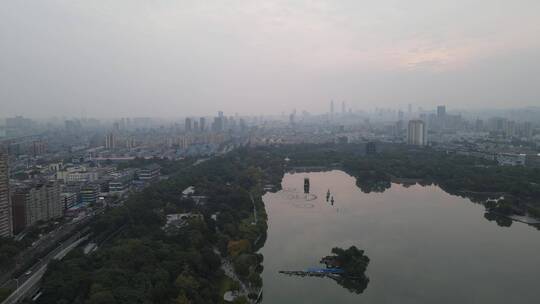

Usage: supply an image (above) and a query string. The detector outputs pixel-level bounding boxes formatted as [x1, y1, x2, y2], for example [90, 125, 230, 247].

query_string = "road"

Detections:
[1, 233, 89, 304]
[249, 193, 258, 225]
[1, 209, 99, 287]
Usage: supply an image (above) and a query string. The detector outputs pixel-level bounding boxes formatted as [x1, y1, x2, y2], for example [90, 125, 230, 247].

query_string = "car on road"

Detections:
[25, 270, 32, 276]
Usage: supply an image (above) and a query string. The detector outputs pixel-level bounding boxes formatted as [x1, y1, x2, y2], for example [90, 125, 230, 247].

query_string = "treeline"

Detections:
[266, 143, 540, 215]
[115, 156, 196, 175]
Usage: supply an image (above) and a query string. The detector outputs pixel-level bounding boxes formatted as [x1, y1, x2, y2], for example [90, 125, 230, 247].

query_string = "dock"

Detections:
[279, 268, 344, 278]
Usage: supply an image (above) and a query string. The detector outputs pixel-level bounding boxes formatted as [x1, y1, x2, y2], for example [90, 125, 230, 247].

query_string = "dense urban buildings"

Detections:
[1, 107, 540, 303]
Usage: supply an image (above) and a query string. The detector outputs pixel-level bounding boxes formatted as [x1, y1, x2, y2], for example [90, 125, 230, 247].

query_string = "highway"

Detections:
[0, 210, 98, 287]
[1, 233, 89, 304]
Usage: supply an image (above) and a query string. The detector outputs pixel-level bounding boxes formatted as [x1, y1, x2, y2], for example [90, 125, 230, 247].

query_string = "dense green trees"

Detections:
[39, 148, 279, 304]
[0, 238, 23, 268]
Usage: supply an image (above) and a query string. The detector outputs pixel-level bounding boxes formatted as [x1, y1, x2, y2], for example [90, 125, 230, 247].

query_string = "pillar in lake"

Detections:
[304, 177, 310, 194]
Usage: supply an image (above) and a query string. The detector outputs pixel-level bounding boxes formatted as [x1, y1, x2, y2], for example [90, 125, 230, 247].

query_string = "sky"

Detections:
[1, 0, 540, 118]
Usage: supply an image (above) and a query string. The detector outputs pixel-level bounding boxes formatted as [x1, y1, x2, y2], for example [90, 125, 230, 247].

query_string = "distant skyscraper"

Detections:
[504, 120, 516, 138]
[239, 118, 247, 132]
[213, 116, 224, 132]
[437, 105, 446, 118]
[341, 101, 346, 115]
[398, 110, 404, 121]
[408, 104, 412, 115]
[330, 100, 335, 119]
[407, 120, 427, 146]
[475, 118, 484, 132]
[289, 112, 295, 126]
[126, 137, 136, 149]
[185, 118, 192, 132]
[521, 121, 533, 140]
[32, 140, 47, 156]
[199, 117, 206, 132]
[105, 133, 116, 150]
[0, 146, 12, 237]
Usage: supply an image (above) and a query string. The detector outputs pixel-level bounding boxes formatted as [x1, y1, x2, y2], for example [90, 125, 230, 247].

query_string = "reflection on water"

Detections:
[260, 170, 540, 304]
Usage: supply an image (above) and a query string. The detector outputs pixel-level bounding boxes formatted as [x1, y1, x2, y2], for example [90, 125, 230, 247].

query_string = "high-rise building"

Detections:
[199, 117, 206, 132]
[289, 112, 295, 126]
[475, 119, 484, 132]
[520, 122, 533, 140]
[239, 118, 247, 132]
[11, 180, 62, 234]
[407, 120, 427, 146]
[504, 120, 516, 138]
[341, 101, 346, 115]
[0, 147, 13, 237]
[437, 105, 446, 118]
[105, 133, 116, 150]
[330, 100, 335, 119]
[213, 116, 224, 132]
[125, 137, 136, 149]
[185, 118, 192, 132]
[32, 140, 47, 156]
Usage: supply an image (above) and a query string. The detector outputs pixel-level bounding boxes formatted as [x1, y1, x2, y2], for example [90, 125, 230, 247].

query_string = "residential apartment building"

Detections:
[11, 180, 62, 233]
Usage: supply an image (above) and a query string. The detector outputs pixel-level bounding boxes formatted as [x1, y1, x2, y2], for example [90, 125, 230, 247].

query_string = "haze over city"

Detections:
[2, 0, 540, 118]
[3, 2, 540, 304]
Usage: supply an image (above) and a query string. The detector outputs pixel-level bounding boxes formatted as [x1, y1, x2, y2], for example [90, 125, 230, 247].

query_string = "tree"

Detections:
[175, 273, 200, 294]
[86, 290, 116, 304]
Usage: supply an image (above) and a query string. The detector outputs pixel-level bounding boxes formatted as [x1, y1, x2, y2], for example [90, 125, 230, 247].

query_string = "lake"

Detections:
[260, 170, 540, 303]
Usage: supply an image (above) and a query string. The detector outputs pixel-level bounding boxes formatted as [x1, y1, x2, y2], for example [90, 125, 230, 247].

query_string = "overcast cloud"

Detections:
[1, 0, 539, 117]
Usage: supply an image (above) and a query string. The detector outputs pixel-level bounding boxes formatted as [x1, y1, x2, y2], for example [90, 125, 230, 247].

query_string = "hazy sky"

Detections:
[1, 0, 540, 118]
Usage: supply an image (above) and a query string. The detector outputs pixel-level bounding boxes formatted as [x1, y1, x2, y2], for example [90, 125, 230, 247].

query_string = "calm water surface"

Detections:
[260, 170, 540, 304]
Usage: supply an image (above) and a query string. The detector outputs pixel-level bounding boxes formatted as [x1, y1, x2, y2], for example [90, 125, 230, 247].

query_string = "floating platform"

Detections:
[279, 268, 345, 278]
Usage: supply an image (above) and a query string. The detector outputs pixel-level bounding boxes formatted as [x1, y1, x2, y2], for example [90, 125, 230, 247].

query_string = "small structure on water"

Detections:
[304, 177, 310, 194]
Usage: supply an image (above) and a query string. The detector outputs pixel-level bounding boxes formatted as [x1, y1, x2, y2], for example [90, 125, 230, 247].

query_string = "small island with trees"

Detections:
[280, 246, 370, 294]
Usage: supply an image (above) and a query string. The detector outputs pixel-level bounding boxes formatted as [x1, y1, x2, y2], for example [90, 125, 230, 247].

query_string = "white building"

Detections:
[407, 120, 428, 146]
